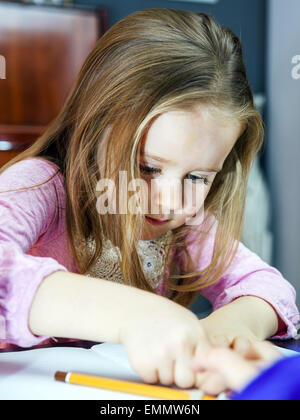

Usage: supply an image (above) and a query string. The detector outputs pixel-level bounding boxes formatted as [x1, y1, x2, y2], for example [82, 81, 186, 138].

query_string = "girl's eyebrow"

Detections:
[141, 153, 222, 173]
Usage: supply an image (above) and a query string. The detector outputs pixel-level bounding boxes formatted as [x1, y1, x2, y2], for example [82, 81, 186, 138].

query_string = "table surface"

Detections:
[0, 338, 299, 353]
[0, 340, 298, 400]
[271, 339, 300, 352]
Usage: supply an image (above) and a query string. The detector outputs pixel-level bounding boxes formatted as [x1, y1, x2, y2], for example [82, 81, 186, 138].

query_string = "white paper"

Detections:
[0, 345, 146, 400]
[0, 343, 298, 400]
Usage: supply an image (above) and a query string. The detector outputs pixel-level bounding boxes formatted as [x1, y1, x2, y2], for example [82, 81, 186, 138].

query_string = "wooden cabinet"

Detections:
[0, 1, 108, 166]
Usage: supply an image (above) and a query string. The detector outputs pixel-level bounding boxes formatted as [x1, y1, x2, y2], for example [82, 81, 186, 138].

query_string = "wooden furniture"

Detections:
[0, 1, 108, 166]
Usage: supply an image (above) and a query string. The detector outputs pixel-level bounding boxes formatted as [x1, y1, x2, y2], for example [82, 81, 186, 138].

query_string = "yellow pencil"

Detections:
[55, 371, 216, 400]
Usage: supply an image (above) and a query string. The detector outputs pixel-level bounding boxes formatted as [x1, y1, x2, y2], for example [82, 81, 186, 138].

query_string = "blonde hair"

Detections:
[0, 9, 264, 308]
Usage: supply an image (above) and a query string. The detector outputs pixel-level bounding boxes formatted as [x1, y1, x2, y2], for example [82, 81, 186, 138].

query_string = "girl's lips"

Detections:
[145, 216, 170, 225]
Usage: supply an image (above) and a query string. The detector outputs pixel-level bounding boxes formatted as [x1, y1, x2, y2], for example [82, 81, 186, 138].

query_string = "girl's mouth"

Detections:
[145, 216, 170, 226]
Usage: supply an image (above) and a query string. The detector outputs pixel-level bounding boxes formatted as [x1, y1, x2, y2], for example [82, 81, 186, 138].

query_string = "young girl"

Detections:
[0, 9, 298, 390]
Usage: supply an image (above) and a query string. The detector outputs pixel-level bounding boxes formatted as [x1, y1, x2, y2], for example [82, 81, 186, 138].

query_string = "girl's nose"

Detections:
[151, 178, 183, 216]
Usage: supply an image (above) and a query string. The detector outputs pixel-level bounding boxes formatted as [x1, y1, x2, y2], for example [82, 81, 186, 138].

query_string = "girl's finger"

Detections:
[192, 347, 258, 392]
[243, 340, 282, 362]
[231, 336, 252, 356]
[199, 372, 228, 396]
[140, 367, 159, 384]
[195, 371, 210, 388]
[191, 336, 213, 370]
[209, 334, 231, 348]
[174, 346, 197, 389]
[157, 358, 175, 386]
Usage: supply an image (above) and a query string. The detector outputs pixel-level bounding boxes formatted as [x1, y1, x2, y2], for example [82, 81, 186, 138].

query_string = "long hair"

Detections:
[0, 9, 264, 308]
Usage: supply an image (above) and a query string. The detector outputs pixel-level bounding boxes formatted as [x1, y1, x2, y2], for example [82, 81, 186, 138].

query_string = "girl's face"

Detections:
[139, 104, 243, 241]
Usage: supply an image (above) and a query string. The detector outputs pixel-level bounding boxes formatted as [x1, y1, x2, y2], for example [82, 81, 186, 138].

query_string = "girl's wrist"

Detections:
[199, 297, 279, 343]
[199, 316, 257, 347]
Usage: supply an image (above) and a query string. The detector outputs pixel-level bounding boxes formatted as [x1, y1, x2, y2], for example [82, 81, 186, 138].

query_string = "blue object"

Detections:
[233, 355, 300, 400]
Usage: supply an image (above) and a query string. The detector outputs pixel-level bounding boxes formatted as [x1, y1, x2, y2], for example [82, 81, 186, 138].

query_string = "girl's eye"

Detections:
[139, 164, 211, 186]
[186, 173, 210, 186]
[139, 164, 160, 175]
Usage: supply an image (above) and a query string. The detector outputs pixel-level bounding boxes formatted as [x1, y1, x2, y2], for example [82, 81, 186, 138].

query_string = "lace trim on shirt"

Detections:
[76, 230, 173, 289]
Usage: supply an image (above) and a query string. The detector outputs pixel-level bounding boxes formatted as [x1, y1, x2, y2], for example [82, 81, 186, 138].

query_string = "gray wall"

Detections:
[266, 0, 300, 309]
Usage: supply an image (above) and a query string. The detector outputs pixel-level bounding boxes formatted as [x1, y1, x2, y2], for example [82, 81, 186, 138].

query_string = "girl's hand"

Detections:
[119, 294, 211, 389]
[190, 339, 283, 395]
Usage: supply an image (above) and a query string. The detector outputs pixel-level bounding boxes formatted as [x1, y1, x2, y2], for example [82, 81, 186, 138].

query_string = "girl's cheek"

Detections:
[140, 182, 150, 214]
[140, 177, 210, 222]
[183, 184, 206, 214]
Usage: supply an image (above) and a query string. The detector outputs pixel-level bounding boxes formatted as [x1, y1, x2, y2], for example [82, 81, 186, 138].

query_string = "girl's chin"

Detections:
[140, 220, 184, 241]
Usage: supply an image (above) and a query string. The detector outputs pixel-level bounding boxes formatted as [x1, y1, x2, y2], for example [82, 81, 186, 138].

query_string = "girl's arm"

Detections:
[0, 159, 70, 347]
[178, 214, 299, 342]
[29, 270, 211, 388]
[28, 270, 154, 344]
[199, 296, 278, 345]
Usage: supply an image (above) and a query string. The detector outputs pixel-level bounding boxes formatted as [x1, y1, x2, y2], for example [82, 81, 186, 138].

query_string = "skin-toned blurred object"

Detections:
[191, 339, 283, 395]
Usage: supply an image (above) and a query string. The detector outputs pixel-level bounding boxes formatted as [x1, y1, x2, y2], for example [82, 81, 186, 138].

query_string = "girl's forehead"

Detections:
[139, 106, 242, 170]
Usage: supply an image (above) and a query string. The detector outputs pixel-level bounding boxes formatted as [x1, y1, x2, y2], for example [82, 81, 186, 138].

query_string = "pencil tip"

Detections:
[55, 371, 67, 382]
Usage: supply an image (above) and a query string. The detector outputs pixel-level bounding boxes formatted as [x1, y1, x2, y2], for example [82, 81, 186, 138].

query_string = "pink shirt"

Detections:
[0, 157, 298, 351]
